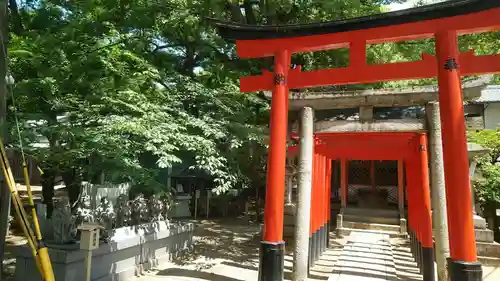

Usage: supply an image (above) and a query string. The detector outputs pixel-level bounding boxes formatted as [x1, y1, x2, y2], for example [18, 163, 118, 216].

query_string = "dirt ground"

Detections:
[134, 217, 341, 281]
[2, 232, 26, 280]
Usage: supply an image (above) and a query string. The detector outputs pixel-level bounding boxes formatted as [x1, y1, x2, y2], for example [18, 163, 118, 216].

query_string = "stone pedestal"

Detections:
[336, 213, 344, 237]
[474, 215, 488, 230]
[172, 195, 192, 218]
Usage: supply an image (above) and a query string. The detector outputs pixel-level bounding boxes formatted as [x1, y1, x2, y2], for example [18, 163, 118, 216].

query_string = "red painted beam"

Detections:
[240, 53, 500, 92]
[316, 131, 417, 138]
[290, 131, 417, 139]
[287, 132, 417, 157]
[235, 7, 500, 58]
[317, 146, 409, 159]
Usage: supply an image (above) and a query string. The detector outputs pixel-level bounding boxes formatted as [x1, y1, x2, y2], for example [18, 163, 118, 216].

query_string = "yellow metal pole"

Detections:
[0, 151, 38, 260]
[0, 140, 45, 278]
[0, 140, 36, 240]
[22, 163, 55, 281]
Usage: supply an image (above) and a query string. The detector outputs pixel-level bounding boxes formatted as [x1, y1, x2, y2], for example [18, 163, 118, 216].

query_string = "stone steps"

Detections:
[342, 213, 400, 225]
[478, 256, 500, 267]
[342, 221, 401, 232]
[343, 207, 400, 219]
[337, 228, 403, 238]
[477, 240, 500, 266]
[477, 241, 500, 257]
[391, 240, 423, 281]
[329, 231, 399, 281]
[475, 228, 495, 243]
[343, 215, 400, 225]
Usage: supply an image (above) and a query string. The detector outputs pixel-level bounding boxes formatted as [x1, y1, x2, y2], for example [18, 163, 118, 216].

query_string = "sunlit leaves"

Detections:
[469, 130, 500, 205]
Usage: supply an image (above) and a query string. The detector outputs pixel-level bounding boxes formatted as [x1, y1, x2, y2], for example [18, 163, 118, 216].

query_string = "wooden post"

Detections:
[397, 160, 405, 215]
[370, 160, 376, 192]
[340, 159, 347, 209]
[398, 160, 407, 235]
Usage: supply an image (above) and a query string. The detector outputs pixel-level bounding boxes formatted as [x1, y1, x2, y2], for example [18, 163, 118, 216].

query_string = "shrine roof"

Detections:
[469, 85, 500, 103]
[210, 0, 499, 41]
[265, 76, 492, 110]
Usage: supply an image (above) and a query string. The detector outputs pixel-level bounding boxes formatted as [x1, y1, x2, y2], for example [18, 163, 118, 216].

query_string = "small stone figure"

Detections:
[52, 198, 76, 244]
[115, 194, 132, 227]
[131, 194, 149, 225]
[160, 193, 173, 221]
[161, 196, 172, 220]
[149, 197, 164, 222]
[95, 197, 116, 238]
[75, 193, 95, 226]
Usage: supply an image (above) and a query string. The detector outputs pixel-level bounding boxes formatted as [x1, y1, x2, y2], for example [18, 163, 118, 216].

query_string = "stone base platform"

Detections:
[13, 221, 194, 281]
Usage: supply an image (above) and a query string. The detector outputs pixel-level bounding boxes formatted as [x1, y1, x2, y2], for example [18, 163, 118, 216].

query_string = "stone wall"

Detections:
[13, 221, 194, 281]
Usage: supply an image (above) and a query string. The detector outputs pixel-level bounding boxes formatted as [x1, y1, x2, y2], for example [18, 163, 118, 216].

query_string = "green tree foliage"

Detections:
[7, 0, 271, 204]
[469, 130, 500, 205]
[5, 0, 500, 208]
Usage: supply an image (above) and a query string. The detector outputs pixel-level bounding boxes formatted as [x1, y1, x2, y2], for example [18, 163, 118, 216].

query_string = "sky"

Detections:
[387, 0, 447, 11]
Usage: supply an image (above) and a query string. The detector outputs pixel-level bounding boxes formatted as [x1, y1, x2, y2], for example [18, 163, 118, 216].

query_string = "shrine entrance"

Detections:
[211, 1, 500, 281]
[344, 160, 399, 210]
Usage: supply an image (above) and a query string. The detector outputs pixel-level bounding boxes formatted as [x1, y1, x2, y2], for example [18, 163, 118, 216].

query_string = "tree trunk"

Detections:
[8, 0, 23, 35]
[0, 5, 10, 278]
[62, 168, 82, 207]
[41, 170, 56, 218]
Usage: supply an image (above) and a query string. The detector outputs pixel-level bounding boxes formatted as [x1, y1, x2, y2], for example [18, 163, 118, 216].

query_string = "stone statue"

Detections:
[149, 197, 164, 222]
[95, 197, 116, 238]
[75, 193, 95, 226]
[160, 192, 173, 220]
[115, 194, 132, 227]
[131, 194, 149, 225]
[52, 198, 76, 244]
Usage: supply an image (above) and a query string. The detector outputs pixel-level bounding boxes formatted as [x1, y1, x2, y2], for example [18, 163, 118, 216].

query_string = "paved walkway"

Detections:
[329, 232, 401, 281]
[129, 219, 500, 281]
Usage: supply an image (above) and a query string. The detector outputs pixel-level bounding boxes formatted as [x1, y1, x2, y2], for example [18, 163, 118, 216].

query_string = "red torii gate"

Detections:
[289, 132, 434, 279]
[211, 1, 500, 280]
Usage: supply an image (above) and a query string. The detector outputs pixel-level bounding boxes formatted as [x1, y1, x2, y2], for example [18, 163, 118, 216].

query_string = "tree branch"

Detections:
[152, 43, 183, 53]
[8, 0, 24, 35]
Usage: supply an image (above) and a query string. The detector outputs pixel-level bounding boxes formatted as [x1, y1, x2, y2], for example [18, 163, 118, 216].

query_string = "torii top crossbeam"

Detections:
[211, 0, 500, 92]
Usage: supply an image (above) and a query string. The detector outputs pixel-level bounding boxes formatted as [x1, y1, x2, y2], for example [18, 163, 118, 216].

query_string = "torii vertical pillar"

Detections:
[435, 31, 481, 281]
[336, 158, 348, 237]
[325, 157, 332, 247]
[426, 101, 450, 281]
[259, 50, 289, 281]
[292, 107, 313, 281]
[415, 134, 435, 281]
[397, 160, 407, 235]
